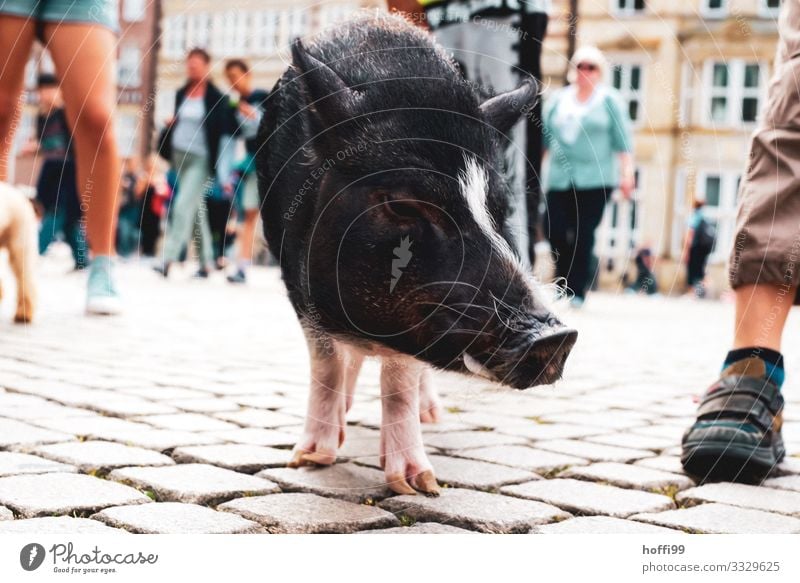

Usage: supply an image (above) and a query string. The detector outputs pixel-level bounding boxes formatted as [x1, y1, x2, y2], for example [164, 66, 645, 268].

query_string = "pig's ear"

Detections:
[479, 78, 539, 136]
[291, 38, 360, 124]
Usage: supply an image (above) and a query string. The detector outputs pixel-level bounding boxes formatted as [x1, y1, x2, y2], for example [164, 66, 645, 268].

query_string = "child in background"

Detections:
[20, 73, 87, 270]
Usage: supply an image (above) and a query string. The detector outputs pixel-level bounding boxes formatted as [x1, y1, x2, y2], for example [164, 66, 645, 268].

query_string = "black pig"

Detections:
[257, 11, 576, 495]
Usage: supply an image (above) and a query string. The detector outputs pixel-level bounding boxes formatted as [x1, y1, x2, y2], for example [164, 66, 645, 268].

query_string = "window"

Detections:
[117, 45, 141, 88]
[251, 11, 280, 55]
[595, 169, 643, 265]
[702, 0, 728, 18]
[760, 0, 781, 17]
[319, 4, 357, 29]
[703, 60, 764, 126]
[164, 14, 186, 58]
[116, 113, 139, 158]
[612, 0, 645, 16]
[287, 8, 308, 42]
[187, 12, 210, 50]
[611, 63, 643, 123]
[216, 10, 247, 57]
[122, 0, 146, 23]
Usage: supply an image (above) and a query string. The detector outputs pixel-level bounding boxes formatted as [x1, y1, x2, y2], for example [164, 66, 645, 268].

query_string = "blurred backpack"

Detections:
[692, 217, 716, 253]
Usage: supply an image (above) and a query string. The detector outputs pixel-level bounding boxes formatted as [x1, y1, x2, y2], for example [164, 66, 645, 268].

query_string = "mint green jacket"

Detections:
[543, 86, 633, 192]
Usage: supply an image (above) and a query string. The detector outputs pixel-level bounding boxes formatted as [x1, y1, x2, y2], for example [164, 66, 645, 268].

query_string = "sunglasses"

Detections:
[577, 63, 598, 72]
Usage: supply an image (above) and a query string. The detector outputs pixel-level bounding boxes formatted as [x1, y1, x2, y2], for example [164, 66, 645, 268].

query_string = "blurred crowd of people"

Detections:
[23, 50, 272, 285]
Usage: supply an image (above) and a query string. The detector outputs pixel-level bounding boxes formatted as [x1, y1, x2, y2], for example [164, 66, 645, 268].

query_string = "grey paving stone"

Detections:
[120, 387, 213, 400]
[456, 445, 589, 473]
[87, 397, 178, 417]
[0, 506, 12, 521]
[215, 409, 302, 428]
[136, 413, 240, 432]
[0, 451, 77, 477]
[634, 456, 686, 475]
[561, 462, 695, 491]
[763, 475, 800, 493]
[677, 483, 800, 516]
[379, 488, 571, 533]
[632, 503, 800, 534]
[29, 416, 156, 438]
[232, 394, 297, 409]
[428, 454, 538, 490]
[630, 425, 685, 440]
[0, 516, 127, 534]
[0, 402, 100, 421]
[531, 516, 683, 534]
[360, 522, 475, 534]
[540, 412, 645, 430]
[502, 478, 675, 517]
[92, 502, 265, 534]
[219, 493, 399, 533]
[534, 439, 655, 463]
[31, 440, 175, 472]
[775, 457, 800, 476]
[424, 431, 528, 451]
[101, 428, 223, 451]
[109, 463, 279, 505]
[166, 398, 241, 413]
[0, 418, 75, 447]
[585, 432, 676, 452]
[0, 473, 151, 518]
[209, 427, 300, 447]
[259, 464, 393, 503]
[172, 444, 289, 473]
[496, 423, 607, 441]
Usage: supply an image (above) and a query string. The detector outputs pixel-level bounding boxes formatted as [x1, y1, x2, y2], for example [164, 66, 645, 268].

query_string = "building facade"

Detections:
[155, 0, 384, 129]
[543, 0, 780, 295]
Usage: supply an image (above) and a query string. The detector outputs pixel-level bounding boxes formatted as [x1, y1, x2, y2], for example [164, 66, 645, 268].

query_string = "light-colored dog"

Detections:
[0, 182, 37, 323]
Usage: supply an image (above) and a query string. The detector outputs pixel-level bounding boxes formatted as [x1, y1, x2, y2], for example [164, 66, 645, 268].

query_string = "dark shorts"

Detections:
[0, 0, 119, 33]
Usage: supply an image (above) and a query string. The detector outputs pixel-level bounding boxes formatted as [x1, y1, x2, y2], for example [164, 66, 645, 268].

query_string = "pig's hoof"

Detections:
[288, 446, 338, 467]
[386, 469, 440, 496]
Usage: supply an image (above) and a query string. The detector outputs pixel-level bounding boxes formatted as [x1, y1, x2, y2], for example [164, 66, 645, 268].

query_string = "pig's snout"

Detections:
[462, 324, 578, 389]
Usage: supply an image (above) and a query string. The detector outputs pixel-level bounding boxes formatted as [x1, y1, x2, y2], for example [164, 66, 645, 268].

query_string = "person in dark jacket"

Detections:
[155, 47, 232, 278]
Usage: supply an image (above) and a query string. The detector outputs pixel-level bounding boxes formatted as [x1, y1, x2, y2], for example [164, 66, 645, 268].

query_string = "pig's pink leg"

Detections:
[418, 368, 442, 424]
[289, 333, 346, 467]
[380, 357, 440, 496]
[344, 350, 365, 413]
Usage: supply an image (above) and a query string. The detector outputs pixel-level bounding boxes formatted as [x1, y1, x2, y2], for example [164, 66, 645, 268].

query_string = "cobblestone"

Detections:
[219, 493, 399, 533]
[172, 444, 289, 472]
[631, 503, 800, 534]
[92, 502, 265, 534]
[0, 473, 151, 517]
[109, 463, 279, 504]
[676, 483, 800, 517]
[259, 464, 393, 503]
[1, 259, 797, 533]
[379, 488, 571, 533]
[31, 441, 175, 472]
[0, 451, 77, 477]
[530, 516, 683, 534]
[501, 478, 675, 517]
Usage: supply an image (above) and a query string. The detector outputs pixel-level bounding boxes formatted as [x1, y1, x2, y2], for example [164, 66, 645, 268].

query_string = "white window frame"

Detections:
[610, 0, 646, 17]
[695, 170, 740, 263]
[759, 0, 781, 18]
[164, 15, 187, 58]
[595, 167, 644, 264]
[122, 0, 146, 23]
[701, 60, 766, 128]
[251, 10, 280, 55]
[116, 113, 139, 158]
[701, 0, 728, 19]
[610, 61, 645, 127]
[117, 44, 142, 88]
[187, 12, 210, 50]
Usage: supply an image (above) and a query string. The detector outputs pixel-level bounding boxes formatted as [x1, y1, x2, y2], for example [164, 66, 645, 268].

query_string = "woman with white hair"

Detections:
[543, 46, 635, 307]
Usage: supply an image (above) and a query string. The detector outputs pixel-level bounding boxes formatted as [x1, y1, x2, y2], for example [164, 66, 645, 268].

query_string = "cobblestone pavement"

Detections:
[1, 254, 799, 534]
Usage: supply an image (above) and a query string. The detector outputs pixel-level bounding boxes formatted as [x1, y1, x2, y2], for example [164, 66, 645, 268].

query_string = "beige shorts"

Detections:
[729, 0, 800, 303]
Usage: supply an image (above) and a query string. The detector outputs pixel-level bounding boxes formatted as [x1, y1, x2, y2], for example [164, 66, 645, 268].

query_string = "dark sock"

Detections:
[723, 346, 785, 388]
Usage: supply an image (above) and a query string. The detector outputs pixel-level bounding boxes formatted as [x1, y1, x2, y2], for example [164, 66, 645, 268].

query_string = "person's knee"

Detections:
[72, 103, 116, 145]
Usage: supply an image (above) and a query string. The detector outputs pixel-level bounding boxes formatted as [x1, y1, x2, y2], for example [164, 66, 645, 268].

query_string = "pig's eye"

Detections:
[382, 195, 425, 221]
